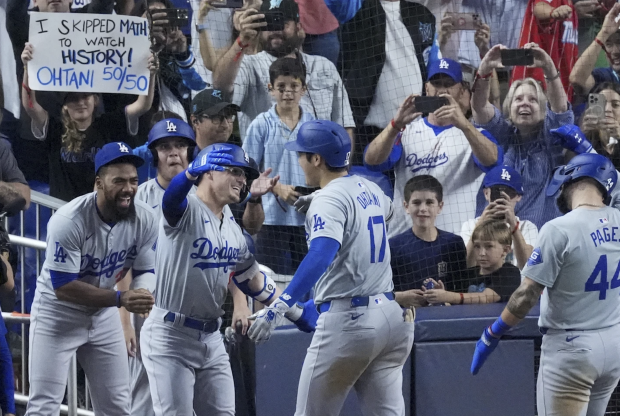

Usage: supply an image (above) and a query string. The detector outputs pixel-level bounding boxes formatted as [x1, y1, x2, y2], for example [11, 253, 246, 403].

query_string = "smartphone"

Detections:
[587, 93, 607, 119]
[599, 0, 617, 12]
[500, 49, 534, 67]
[260, 10, 285, 32]
[159, 8, 189, 28]
[444, 12, 481, 30]
[490, 187, 503, 202]
[294, 186, 320, 196]
[211, 0, 243, 8]
[414, 96, 449, 114]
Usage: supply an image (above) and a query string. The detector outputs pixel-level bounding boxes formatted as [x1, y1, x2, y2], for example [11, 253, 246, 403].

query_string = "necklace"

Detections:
[573, 203, 603, 209]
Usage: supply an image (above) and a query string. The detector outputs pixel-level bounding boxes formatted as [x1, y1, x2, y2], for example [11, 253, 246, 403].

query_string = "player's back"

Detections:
[307, 175, 394, 303]
[532, 206, 620, 330]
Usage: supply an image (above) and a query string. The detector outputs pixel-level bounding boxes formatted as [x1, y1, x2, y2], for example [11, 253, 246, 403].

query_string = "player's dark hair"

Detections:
[302, 153, 348, 173]
[404, 175, 443, 203]
[558, 177, 606, 214]
[269, 57, 306, 87]
[472, 219, 512, 247]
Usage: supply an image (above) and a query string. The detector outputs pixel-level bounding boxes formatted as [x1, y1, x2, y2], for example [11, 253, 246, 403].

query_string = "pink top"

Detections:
[295, 0, 339, 35]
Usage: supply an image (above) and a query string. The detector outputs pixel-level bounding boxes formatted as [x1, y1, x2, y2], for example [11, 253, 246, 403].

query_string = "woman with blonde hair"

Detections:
[471, 42, 574, 229]
[20, 42, 157, 202]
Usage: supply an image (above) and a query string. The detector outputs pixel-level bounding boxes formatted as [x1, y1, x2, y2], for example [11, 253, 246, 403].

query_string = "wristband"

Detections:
[459, 293, 464, 305]
[512, 221, 520, 234]
[234, 37, 251, 62]
[477, 71, 493, 80]
[489, 316, 512, 338]
[544, 70, 561, 81]
[116, 291, 122, 308]
[390, 119, 405, 132]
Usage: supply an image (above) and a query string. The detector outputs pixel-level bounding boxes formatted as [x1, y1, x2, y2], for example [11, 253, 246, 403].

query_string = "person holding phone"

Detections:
[365, 57, 503, 238]
[460, 165, 538, 270]
[580, 82, 620, 168]
[472, 43, 574, 230]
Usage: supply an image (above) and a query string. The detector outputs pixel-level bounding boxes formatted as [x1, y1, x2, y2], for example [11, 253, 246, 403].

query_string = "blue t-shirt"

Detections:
[389, 228, 468, 292]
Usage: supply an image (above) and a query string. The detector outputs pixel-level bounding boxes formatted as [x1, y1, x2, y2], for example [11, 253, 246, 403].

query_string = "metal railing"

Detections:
[5, 191, 94, 415]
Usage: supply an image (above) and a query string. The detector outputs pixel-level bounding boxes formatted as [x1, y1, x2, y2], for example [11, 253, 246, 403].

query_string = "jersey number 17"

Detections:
[367, 216, 386, 264]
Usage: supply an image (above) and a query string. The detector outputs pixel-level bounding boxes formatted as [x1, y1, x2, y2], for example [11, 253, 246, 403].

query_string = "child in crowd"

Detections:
[242, 57, 315, 275]
[423, 219, 522, 305]
[390, 175, 467, 308]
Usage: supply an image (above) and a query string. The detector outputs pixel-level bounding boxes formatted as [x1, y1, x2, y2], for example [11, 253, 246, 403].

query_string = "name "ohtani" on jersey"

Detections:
[405, 152, 448, 173]
[80, 245, 138, 278]
[357, 191, 381, 209]
[191, 238, 240, 272]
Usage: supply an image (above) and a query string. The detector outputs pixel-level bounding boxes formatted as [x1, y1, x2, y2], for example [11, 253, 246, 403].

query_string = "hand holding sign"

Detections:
[27, 13, 152, 95]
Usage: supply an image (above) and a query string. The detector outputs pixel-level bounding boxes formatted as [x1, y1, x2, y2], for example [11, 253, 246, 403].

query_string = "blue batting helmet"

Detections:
[547, 153, 617, 200]
[197, 143, 260, 181]
[147, 118, 196, 149]
[284, 120, 351, 168]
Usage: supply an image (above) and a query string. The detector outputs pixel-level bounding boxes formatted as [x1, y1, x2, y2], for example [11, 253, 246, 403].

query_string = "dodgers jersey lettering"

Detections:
[37, 192, 158, 312]
[306, 175, 394, 303]
[154, 194, 258, 320]
[523, 206, 620, 330]
[390, 118, 493, 237]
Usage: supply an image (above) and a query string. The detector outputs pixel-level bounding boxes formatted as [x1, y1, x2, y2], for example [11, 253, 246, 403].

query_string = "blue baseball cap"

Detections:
[483, 165, 524, 194]
[427, 58, 463, 83]
[95, 142, 144, 174]
[284, 120, 351, 168]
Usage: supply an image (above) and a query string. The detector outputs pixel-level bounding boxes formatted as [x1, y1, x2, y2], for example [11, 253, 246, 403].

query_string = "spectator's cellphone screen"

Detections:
[159, 8, 189, 28]
[490, 187, 503, 202]
[211, 0, 243, 8]
[414, 96, 449, 114]
[260, 11, 285, 32]
[444, 12, 481, 30]
[587, 93, 607, 119]
[500, 49, 534, 67]
[294, 186, 320, 196]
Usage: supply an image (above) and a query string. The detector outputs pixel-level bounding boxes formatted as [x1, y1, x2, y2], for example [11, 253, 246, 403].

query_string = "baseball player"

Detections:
[471, 153, 620, 416]
[248, 120, 415, 416]
[25, 142, 158, 416]
[139, 143, 317, 416]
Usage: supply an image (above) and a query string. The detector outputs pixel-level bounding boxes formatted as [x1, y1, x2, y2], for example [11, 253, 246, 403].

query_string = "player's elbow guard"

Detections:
[233, 271, 277, 304]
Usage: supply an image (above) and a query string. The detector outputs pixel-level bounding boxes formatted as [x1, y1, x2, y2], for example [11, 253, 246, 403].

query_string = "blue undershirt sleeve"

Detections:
[280, 237, 340, 307]
[162, 171, 194, 226]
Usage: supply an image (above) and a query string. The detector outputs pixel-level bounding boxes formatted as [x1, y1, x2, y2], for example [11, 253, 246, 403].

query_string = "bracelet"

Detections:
[233, 37, 250, 62]
[477, 71, 493, 80]
[512, 221, 520, 234]
[390, 118, 405, 132]
[544, 70, 561, 81]
[116, 291, 122, 308]
[459, 293, 464, 305]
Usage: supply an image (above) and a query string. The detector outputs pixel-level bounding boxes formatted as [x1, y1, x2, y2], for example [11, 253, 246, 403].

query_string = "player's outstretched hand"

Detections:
[250, 167, 280, 198]
[471, 326, 501, 375]
[187, 148, 234, 178]
[121, 289, 155, 315]
[550, 124, 593, 154]
[247, 299, 289, 343]
[294, 192, 317, 214]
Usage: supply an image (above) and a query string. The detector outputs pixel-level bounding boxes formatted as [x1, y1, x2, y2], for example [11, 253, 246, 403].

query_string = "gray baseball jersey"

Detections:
[523, 206, 620, 330]
[137, 178, 196, 214]
[154, 194, 259, 320]
[36, 192, 158, 312]
[305, 175, 394, 303]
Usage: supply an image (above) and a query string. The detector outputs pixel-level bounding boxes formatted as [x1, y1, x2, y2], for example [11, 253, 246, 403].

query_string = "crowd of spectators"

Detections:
[3, 0, 620, 407]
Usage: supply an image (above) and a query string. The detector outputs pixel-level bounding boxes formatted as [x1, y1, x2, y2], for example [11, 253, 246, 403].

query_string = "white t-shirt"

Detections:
[364, 0, 424, 129]
[460, 216, 539, 267]
[389, 117, 498, 237]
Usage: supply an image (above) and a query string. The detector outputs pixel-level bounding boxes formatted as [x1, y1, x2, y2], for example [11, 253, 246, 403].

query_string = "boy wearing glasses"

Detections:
[242, 57, 315, 275]
[459, 165, 538, 270]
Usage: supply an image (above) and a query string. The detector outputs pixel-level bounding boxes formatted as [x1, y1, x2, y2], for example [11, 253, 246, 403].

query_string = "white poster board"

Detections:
[27, 13, 151, 95]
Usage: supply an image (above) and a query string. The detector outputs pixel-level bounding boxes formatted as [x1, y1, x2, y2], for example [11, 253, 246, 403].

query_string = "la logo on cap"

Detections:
[118, 143, 129, 153]
[166, 120, 177, 132]
[501, 168, 511, 181]
[439, 59, 449, 69]
[212, 90, 223, 99]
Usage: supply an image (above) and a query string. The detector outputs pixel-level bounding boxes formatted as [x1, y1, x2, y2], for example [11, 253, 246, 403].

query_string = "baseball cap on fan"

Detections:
[259, 0, 299, 22]
[95, 142, 144, 174]
[191, 89, 240, 117]
[483, 165, 524, 195]
[427, 58, 463, 83]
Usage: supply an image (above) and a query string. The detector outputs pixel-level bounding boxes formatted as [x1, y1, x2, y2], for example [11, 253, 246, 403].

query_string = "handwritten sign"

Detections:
[28, 13, 151, 95]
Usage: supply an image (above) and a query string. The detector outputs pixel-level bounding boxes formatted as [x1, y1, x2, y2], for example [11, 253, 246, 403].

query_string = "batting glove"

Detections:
[187, 148, 233, 177]
[293, 193, 316, 214]
[285, 299, 318, 333]
[550, 124, 593, 154]
[247, 298, 289, 344]
[471, 326, 501, 375]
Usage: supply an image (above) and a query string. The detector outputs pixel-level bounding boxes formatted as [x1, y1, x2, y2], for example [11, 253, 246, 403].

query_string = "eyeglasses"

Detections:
[201, 114, 236, 125]
[223, 166, 247, 179]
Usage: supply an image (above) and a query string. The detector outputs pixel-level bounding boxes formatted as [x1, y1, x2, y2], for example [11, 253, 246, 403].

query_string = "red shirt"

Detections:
[511, 0, 578, 100]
